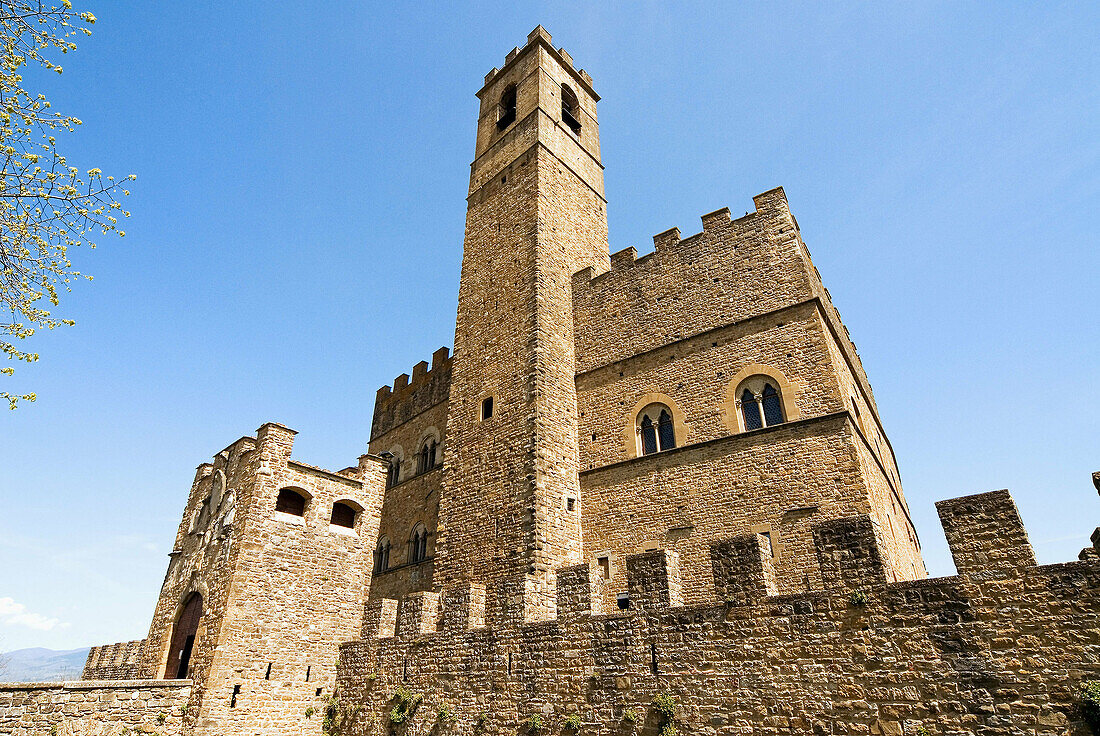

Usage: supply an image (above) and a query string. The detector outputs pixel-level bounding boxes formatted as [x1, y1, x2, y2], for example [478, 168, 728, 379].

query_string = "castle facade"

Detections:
[2, 27, 1098, 736]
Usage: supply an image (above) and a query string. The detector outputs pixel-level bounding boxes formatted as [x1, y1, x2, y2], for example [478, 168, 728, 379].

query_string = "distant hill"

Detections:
[0, 647, 90, 683]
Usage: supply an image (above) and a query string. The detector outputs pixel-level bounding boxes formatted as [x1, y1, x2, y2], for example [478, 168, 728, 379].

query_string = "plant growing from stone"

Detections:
[562, 713, 582, 732]
[849, 590, 869, 607]
[622, 708, 639, 728]
[474, 711, 489, 731]
[1081, 681, 1100, 734]
[525, 713, 544, 733]
[652, 693, 678, 736]
[437, 704, 455, 724]
[306, 706, 316, 718]
[389, 687, 423, 724]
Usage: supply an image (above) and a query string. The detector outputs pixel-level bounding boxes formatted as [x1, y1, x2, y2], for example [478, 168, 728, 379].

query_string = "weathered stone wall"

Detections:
[571, 189, 812, 374]
[372, 348, 452, 441]
[581, 414, 875, 608]
[83, 423, 387, 736]
[185, 425, 385, 736]
[368, 357, 450, 602]
[332, 490, 1098, 736]
[435, 27, 610, 624]
[82, 639, 149, 680]
[0, 679, 192, 735]
[571, 190, 922, 584]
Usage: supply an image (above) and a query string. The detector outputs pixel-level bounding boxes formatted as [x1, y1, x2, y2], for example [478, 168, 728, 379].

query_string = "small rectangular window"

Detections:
[616, 593, 630, 610]
[481, 396, 494, 420]
[566, 497, 576, 512]
[597, 556, 610, 580]
[760, 531, 775, 558]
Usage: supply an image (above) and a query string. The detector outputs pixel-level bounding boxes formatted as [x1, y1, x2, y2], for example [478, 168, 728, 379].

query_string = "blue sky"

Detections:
[1, 2, 1097, 652]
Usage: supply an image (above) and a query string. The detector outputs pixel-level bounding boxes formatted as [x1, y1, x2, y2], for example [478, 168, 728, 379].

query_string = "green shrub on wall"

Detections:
[1081, 681, 1100, 734]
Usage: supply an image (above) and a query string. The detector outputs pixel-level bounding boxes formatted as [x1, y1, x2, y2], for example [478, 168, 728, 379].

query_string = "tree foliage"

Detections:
[0, 1, 133, 408]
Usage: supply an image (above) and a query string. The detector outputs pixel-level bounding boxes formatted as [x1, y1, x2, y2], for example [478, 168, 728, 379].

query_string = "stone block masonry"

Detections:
[11, 23, 1092, 736]
[333, 490, 1100, 736]
[0, 679, 192, 735]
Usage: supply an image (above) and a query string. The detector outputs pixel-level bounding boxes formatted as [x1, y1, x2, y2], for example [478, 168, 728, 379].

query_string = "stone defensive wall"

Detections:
[0, 679, 191, 735]
[372, 347, 453, 440]
[330, 490, 1099, 735]
[570, 188, 809, 373]
[82, 638, 150, 680]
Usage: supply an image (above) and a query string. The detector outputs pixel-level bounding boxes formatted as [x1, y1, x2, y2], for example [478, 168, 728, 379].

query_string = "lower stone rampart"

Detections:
[330, 490, 1100, 736]
[0, 679, 192, 735]
[83, 639, 150, 680]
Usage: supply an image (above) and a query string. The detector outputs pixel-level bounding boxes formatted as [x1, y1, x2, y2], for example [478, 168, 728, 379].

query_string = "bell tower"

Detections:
[435, 26, 609, 621]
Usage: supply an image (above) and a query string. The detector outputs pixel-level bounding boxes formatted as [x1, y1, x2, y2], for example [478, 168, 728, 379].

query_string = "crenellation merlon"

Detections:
[479, 26, 599, 102]
[936, 489, 1036, 578]
[653, 227, 680, 250]
[371, 347, 454, 440]
[570, 188, 793, 288]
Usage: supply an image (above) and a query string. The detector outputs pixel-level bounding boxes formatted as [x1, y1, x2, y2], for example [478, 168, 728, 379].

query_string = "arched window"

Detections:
[374, 537, 391, 574]
[164, 592, 202, 679]
[737, 376, 787, 431]
[330, 502, 357, 529]
[409, 523, 428, 563]
[741, 388, 762, 430]
[386, 455, 402, 488]
[637, 403, 676, 456]
[275, 487, 306, 516]
[762, 383, 784, 426]
[497, 84, 517, 130]
[416, 437, 438, 475]
[561, 84, 581, 133]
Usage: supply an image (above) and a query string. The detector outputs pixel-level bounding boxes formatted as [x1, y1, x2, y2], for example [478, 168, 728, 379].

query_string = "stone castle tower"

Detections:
[12, 24, 1097, 736]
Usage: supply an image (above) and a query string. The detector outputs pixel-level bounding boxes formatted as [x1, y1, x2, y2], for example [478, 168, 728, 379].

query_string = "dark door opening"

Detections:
[164, 592, 202, 679]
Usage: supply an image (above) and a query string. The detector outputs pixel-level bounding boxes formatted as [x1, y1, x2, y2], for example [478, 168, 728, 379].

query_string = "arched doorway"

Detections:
[164, 592, 202, 679]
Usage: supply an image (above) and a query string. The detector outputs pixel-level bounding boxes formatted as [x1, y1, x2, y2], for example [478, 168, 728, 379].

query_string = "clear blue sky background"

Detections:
[1, 2, 1097, 652]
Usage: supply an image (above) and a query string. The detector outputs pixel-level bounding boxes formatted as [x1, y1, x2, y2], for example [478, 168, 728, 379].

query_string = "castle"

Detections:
[3, 26, 1099, 736]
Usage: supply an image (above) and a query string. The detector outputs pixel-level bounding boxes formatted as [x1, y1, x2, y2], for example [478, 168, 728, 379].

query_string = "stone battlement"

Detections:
[372, 347, 452, 440]
[358, 490, 1036, 638]
[82, 639, 149, 680]
[481, 26, 595, 97]
[571, 187, 794, 290]
[332, 489, 1100, 736]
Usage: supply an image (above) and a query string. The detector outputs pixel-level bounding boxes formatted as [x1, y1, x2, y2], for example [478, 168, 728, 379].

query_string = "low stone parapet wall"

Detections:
[0, 679, 191, 735]
[82, 639, 149, 680]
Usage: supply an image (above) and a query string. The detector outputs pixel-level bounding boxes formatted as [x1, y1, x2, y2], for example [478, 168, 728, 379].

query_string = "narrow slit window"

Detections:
[481, 396, 494, 420]
[386, 457, 401, 488]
